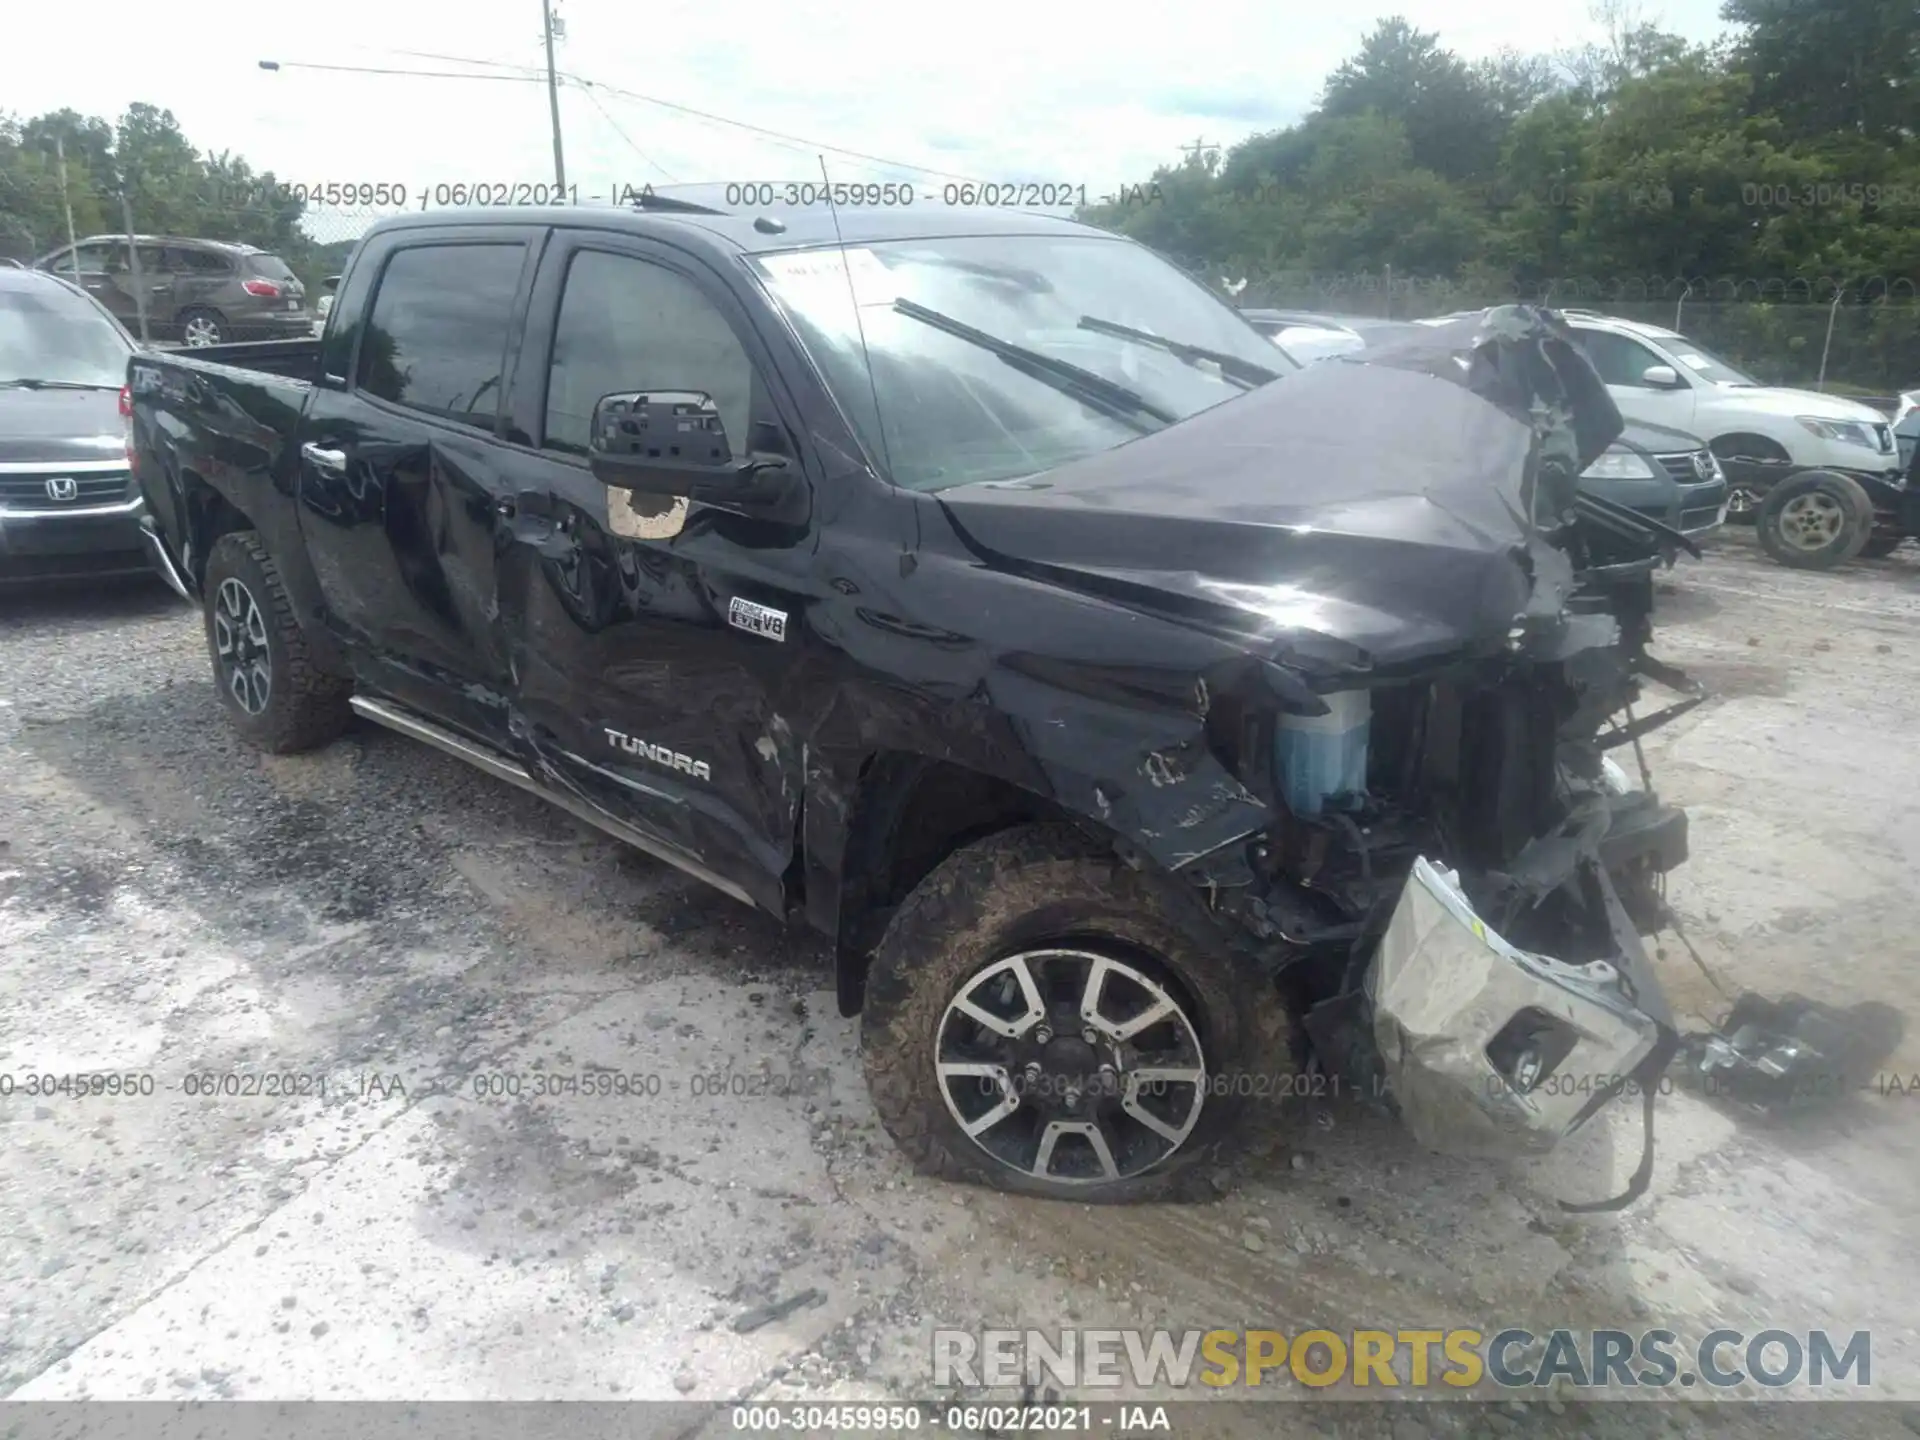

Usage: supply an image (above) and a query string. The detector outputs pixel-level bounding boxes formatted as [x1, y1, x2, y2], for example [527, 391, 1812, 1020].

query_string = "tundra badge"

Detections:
[604, 728, 711, 782]
[728, 596, 787, 642]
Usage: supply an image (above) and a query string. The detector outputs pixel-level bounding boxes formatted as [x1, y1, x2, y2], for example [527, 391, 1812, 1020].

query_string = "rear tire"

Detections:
[860, 823, 1297, 1203]
[1755, 470, 1874, 570]
[179, 307, 226, 347]
[202, 532, 352, 753]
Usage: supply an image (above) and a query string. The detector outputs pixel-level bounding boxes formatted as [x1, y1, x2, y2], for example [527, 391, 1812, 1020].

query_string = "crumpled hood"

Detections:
[938, 306, 1625, 674]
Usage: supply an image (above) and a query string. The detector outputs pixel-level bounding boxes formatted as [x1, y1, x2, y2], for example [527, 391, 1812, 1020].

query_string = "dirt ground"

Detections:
[4, 527, 1920, 1439]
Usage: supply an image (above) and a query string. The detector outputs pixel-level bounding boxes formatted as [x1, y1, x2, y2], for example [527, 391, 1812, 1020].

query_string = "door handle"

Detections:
[301, 443, 347, 475]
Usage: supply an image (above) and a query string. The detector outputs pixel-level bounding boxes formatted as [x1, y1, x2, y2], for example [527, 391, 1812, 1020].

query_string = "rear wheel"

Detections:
[202, 532, 352, 752]
[1755, 470, 1874, 570]
[860, 823, 1295, 1202]
[179, 307, 226, 346]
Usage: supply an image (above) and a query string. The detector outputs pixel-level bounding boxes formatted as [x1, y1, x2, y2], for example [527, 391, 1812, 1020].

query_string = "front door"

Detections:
[496, 232, 822, 913]
[1572, 326, 1699, 433]
[294, 225, 544, 748]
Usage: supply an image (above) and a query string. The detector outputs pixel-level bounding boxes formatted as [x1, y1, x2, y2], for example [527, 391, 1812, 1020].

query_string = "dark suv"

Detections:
[33, 235, 311, 347]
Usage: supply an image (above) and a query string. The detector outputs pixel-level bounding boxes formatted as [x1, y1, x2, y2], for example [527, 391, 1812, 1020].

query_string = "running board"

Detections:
[347, 695, 759, 910]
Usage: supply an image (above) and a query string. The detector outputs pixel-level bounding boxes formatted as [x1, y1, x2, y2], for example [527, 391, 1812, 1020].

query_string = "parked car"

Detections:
[131, 206, 1697, 1204]
[1553, 310, 1905, 532]
[312, 275, 341, 338]
[1268, 312, 1729, 544]
[33, 235, 313, 347]
[0, 265, 156, 586]
[1579, 417, 1728, 541]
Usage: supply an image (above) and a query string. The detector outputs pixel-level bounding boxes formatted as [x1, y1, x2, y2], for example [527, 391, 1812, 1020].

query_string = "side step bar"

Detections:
[348, 694, 759, 910]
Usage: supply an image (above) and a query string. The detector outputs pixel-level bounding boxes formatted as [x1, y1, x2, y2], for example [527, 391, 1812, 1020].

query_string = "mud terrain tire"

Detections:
[202, 532, 352, 753]
[861, 823, 1296, 1203]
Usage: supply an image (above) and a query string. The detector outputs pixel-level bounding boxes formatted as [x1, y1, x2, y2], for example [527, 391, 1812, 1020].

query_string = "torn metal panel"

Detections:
[1369, 857, 1663, 1159]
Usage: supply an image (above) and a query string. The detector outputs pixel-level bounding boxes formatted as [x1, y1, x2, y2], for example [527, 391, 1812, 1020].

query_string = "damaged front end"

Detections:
[939, 305, 1704, 1204]
[1239, 308, 1697, 1201]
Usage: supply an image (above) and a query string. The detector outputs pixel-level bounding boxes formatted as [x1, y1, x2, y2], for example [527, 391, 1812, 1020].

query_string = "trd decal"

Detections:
[604, 728, 711, 781]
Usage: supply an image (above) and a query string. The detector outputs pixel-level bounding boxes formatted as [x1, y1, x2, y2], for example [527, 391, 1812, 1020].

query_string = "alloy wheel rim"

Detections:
[934, 947, 1207, 1185]
[1777, 492, 1845, 551]
[213, 577, 271, 714]
[1726, 486, 1759, 515]
[184, 317, 219, 346]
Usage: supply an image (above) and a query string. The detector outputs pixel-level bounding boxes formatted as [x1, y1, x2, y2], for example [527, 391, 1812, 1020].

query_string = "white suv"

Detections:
[1558, 310, 1904, 521]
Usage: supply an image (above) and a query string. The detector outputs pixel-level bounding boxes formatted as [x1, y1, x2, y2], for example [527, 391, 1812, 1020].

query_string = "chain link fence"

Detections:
[1185, 264, 1920, 399]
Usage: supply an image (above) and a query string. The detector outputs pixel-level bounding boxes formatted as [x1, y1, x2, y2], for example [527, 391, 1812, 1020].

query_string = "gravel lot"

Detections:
[4, 530, 1920, 1438]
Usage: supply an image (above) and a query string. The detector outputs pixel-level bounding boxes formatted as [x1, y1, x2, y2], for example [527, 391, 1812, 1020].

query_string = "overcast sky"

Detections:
[3, 0, 1735, 236]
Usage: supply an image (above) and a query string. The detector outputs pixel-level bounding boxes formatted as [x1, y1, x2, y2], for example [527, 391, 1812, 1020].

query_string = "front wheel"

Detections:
[202, 532, 352, 752]
[860, 824, 1295, 1202]
[1755, 470, 1874, 570]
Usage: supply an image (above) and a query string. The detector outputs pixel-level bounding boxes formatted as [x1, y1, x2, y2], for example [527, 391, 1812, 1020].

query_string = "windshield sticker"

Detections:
[761, 248, 897, 308]
[1676, 353, 1710, 370]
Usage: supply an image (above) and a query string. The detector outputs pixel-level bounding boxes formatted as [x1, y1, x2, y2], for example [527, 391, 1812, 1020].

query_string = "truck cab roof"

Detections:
[359, 204, 1111, 263]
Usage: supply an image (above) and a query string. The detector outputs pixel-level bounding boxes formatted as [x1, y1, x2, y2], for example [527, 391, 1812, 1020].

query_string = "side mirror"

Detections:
[1641, 364, 1684, 388]
[587, 390, 793, 510]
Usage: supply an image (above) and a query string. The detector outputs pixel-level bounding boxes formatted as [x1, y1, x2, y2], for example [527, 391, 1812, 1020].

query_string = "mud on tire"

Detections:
[202, 532, 353, 753]
[860, 823, 1298, 1203]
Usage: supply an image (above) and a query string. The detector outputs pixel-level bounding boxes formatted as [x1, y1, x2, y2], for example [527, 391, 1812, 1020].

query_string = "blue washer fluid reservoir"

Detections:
[1275, 689, 1371, 816]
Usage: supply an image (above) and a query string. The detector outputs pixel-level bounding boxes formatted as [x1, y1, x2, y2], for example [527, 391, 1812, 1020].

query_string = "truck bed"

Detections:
[142, 337, 320, 383]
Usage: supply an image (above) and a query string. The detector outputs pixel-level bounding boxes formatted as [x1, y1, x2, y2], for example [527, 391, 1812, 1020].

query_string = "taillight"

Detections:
[241, 279, 281, 297]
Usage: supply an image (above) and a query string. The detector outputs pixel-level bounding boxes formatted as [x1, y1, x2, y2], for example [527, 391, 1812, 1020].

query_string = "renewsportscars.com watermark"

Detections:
[933, 1327, 1873, 1393]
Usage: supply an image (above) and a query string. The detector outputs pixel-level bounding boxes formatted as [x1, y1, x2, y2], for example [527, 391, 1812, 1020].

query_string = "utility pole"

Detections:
[541, 0, 567, 192]
[117, 186, 151, 345]
[54, 134, 82, 286]
[1179, 136, 1217, 169]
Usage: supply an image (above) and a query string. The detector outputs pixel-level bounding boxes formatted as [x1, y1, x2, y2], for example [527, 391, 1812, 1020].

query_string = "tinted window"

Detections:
[357, 243, 525, 430]
[0, 281, 133, 386]
[175, 247, 233, 274]
[1575, 328, 1672, 388]
[247, 254, 297, 282]
[544, 249, 754, 456]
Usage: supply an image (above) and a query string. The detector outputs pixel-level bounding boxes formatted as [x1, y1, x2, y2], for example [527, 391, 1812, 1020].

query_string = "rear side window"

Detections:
[357, 242, 525, 431]
[176, 248, 233, 274]
[247, 254, 298, 282]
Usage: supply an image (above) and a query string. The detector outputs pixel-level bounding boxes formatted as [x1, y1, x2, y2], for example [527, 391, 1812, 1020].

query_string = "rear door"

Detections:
[294, 223, 545, 748]
[494, 229, 823, 911]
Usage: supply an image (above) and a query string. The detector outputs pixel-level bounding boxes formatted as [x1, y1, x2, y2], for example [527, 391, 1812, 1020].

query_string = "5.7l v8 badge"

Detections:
[728, 596, 788, 642]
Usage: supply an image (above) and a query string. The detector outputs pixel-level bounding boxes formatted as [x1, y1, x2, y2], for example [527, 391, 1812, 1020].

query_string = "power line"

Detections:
[257, 60, 550, 82]
[568, 77, 985, 185]
[255, 50, 986, 185]
[578, 85, 679, 183]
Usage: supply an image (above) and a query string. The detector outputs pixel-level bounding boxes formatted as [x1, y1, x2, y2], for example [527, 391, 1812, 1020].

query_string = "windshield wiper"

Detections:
[1076, 315, 1282, 389]
[891, 298, 1176, 432]
[0, 378, 122, 391]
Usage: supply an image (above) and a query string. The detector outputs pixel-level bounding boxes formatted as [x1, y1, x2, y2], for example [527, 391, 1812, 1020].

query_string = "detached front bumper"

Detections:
[1369, 856, 1670, 1159]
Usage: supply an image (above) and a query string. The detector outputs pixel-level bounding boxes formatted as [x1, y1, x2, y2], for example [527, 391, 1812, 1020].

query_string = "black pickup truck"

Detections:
[130, 201, 1702, 1205]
